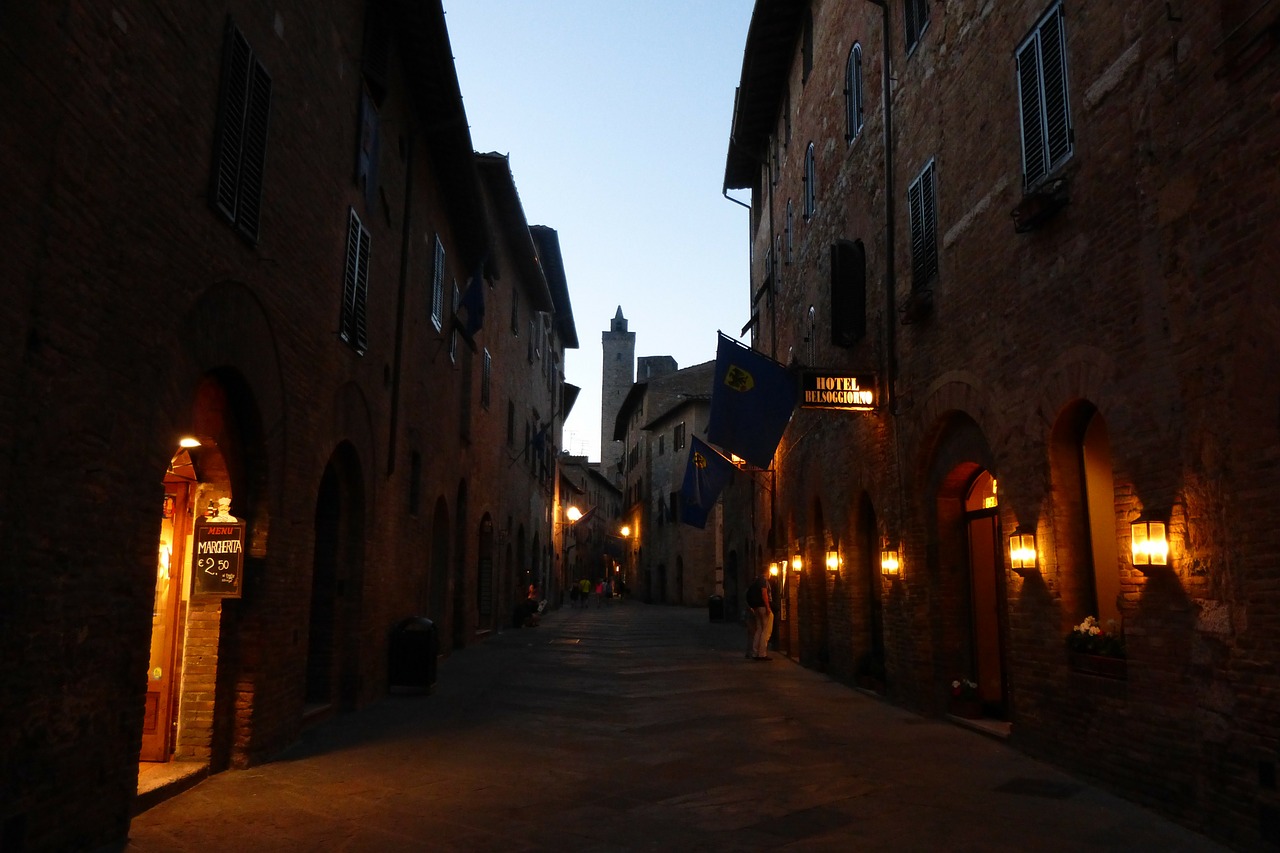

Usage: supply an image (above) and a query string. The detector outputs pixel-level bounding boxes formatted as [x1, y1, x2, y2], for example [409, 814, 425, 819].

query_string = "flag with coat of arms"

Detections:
[706, 332, 798, 470]
[679, 436, 737, 529]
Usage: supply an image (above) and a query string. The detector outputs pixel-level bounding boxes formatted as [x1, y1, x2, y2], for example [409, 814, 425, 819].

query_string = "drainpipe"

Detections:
[865, 0, 897, 412]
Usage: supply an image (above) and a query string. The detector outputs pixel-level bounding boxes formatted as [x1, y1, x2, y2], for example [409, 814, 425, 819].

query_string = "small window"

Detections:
[803, 142, 817, 219]
[507, 400, 515, 446]
[482, 349, 492, 409]
[831, 239, 867, 347]
[210, 17, 272, 244]
[339, 207, 371, 355]
[845, 43, 865, 141]
[431, 236, 445, 331]
[511, 289, 519, 334]
[907, 160, 939, 290]
[905, 0, 930, 52]
[674, 422, 687, 451]
[1016, 2, 1072, 190]
[659, 435, 665, 456]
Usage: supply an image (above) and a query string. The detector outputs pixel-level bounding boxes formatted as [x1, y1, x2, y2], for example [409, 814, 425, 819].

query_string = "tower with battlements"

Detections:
[599, 306, 635, 480]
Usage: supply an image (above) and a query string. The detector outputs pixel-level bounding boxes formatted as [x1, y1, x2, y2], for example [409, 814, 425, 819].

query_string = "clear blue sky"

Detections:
[443, 1, 755, 462]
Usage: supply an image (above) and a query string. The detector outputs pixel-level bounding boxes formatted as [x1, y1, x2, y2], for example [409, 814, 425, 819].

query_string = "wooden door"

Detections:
[141, 482, 190, 762]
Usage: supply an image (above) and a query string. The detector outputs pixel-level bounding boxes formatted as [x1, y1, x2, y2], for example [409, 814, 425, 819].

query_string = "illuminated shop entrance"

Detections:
[143, 439, 235, 762]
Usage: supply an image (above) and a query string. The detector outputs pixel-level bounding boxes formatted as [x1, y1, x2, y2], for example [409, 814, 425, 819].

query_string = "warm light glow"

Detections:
[826, 550, 841, 572]
[1131, 521, 1168, 566]
[179, 436, 202, 448]
[880, 549, 900, 576]
[1009, 532, 1036, 570]
[620, 525, 631, 538]
[768, 562, 780, 577]
[791, 554, 803, 572]
[566, 506, 583, 522]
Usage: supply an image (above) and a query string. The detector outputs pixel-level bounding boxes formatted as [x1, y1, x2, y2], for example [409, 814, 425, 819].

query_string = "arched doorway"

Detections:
[144, 371, 266, 767]
[476, 515, 496, 630]
[928, 414, 1007, 719]
[429, 499, 450, 627]
[452, 481, 469, 649]
[306, 442, 365, 715]
[1051, 402, 1121, 626]
[856, 495, 886, 691]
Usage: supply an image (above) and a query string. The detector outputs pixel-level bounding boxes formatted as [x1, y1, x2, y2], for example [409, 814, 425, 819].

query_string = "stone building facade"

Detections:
[614, 360, 720, 605]
[724, 0, 1280, 847]
[0, 2, 575, 848]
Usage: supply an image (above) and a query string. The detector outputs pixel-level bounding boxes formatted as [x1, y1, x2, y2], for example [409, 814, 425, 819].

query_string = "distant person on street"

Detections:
[579, 577, 591, 607]
[746, 567, 772, 660]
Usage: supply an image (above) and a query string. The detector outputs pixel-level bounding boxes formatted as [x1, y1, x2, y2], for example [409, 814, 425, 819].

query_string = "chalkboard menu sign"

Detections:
[192, 519, 246, 597]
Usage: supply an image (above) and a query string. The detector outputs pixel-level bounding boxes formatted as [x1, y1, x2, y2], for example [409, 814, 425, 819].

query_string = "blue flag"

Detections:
[680, 436, 736, 529]
[706, 333, 798, 470]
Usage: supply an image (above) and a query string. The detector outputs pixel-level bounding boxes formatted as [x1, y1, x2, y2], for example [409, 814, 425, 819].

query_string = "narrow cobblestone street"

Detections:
[125, 601, 1224, 852]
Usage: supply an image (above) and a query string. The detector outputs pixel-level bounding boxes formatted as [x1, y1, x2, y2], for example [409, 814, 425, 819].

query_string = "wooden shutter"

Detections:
[1018, 4, 1071, 190]
[908, 163, 938, 288]
[341, 208, 371, 355]
[235, 59, 271, 243]
[210, 22, 252, 222]
[210, 18, 271, 244]
[1040, 7, 1072, 171]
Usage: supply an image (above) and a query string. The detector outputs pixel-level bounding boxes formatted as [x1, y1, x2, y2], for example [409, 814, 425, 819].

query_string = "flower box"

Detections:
[1069, 651, 1127, 680]
[948, 697, 984, 719]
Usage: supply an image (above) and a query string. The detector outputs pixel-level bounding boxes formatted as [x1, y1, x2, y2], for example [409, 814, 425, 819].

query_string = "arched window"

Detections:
[803, 142, 817, 219]
[845, 42, 864, 142]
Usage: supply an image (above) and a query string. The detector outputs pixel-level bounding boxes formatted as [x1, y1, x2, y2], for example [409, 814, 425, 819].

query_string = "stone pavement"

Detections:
[125, 600, 1227, 852]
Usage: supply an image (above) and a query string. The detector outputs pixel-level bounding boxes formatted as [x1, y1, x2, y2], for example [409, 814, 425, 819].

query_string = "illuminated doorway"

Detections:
[964, 471, 1006, 715]
[143, 440, 233, 762]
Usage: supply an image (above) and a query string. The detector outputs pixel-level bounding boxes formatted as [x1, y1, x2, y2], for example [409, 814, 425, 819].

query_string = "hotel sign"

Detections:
[800, 371, 877, 411]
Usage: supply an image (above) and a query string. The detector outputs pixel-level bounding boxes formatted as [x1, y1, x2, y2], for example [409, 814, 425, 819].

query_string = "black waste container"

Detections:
[708, 594, 724, 622]
[388, 617, 437, 694]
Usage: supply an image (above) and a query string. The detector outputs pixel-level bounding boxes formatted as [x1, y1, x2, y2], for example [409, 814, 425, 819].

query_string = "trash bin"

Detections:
[388, 617, 437, 694]
[708, 595, 724, 622]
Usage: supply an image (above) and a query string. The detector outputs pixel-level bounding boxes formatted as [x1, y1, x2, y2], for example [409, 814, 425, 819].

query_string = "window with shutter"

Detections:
[340, 208, 371, 355]
[482, 349, 492, 409]
[905, 0, 930, 52]
[907, 161, 938, 290]
[431, 236, 445, 331]
[1017, 2, 1072, 190]
[209, 18, 272, 244]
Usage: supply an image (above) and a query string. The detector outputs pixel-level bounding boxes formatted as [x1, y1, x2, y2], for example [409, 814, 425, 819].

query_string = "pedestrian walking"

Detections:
[746, 567, 772, 660]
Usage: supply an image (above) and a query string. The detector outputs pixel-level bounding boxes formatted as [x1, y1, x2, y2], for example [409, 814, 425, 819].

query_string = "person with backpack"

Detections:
[746, 567, 773, 660]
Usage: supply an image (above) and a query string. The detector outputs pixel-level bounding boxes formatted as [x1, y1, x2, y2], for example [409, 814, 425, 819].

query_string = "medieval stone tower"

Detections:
[600, 306, 635, 481]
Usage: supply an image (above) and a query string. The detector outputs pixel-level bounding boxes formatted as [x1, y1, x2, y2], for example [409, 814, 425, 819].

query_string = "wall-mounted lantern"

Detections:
[1009, 530, 1037, 574]
[825, 549, 841, 572]
[791, 553, 803, 572]
[1131, 520, 1168, 567]
[880, 548, 900, 577]
[768, 562, 780, 578]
